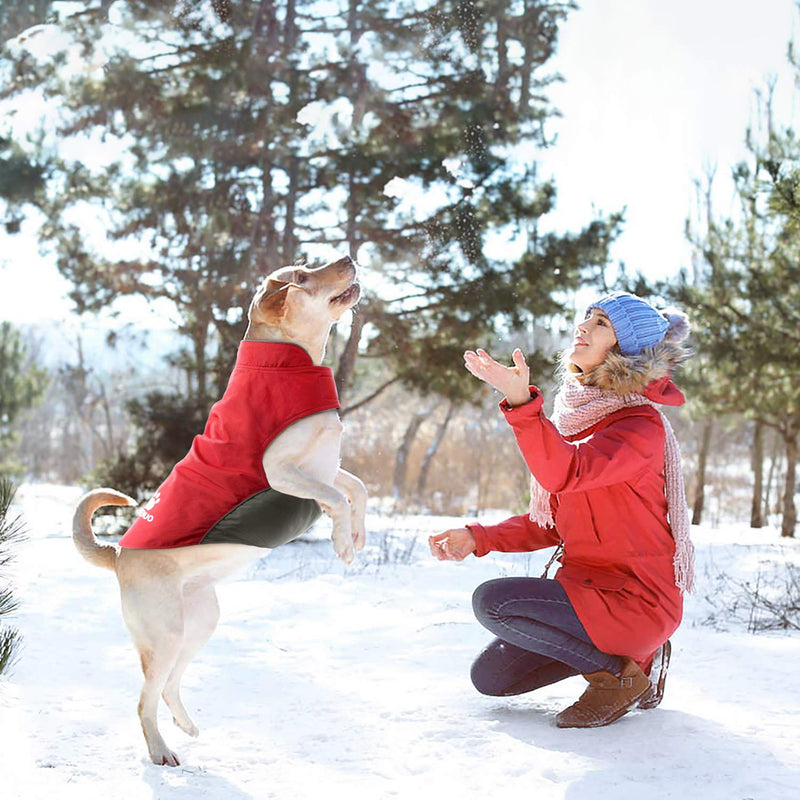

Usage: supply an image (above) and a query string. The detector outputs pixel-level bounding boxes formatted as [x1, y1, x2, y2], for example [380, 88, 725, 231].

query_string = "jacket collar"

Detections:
[236, 341, 319, 369]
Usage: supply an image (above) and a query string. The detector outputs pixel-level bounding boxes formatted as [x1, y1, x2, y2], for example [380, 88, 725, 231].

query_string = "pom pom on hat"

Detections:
[662, 309, 690, 344]
[588, 292, 679, 355]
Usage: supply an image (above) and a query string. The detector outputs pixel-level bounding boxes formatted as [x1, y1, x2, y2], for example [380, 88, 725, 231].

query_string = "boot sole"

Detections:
[556, 685, 651, 728]
[638, 640, 671, 710]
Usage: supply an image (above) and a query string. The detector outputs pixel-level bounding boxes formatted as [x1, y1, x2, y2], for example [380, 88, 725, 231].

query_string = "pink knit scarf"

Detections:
[528, 379, 695, 593]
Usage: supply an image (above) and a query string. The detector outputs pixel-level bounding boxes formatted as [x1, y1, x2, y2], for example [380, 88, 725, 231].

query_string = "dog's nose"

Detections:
[334, 254, 356, 273]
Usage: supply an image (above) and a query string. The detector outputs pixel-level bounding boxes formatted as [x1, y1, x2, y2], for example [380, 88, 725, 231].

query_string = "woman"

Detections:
[429, 291, 693, 728]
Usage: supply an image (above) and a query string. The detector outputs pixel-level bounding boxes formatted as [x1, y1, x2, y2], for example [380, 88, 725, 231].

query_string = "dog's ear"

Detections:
[250, 277, 291, 324]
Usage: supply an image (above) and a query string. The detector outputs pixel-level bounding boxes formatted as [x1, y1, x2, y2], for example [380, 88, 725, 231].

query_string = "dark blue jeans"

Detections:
[470, 577, 623, 696]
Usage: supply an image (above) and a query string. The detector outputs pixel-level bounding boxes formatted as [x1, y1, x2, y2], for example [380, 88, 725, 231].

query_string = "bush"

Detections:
[90, 390, 211, 499]
[739, 563, 800, 633]
[702, 561, 800, 633]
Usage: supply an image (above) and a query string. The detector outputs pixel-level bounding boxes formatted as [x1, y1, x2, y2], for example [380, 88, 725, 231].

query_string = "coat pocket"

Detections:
[558, 563, 629, 592]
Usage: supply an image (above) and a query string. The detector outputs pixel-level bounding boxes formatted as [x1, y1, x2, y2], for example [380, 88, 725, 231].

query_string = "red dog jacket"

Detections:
[118, 341, 340, 550]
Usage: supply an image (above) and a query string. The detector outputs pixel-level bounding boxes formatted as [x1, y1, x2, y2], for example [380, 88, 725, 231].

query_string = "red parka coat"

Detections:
[468, 378, 685, 668]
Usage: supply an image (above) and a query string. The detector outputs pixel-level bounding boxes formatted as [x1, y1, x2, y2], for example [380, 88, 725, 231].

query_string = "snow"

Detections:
[3, 484, 800, 799]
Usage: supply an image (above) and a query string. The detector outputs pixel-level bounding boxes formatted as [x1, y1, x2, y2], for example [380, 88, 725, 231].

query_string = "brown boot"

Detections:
[555, 658, 651, 728]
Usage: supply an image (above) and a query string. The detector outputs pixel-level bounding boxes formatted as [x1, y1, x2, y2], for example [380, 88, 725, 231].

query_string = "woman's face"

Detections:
[569, 308, 618, 372]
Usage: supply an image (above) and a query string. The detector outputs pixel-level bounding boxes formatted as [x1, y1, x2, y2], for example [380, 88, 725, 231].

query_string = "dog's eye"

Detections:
[293, 271, 307, 286]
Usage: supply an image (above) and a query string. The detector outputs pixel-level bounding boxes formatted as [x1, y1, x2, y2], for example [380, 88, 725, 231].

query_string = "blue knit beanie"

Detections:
[587, 292, 670, 356]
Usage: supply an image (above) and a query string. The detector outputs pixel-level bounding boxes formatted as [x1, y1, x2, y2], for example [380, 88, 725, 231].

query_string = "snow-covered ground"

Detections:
[3, 484, 800, 800]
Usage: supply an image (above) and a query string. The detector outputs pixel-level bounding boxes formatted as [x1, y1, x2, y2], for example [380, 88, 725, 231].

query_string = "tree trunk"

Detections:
[764, 428, 781, 517]
[494, 14, 509, 100]
[781, 430, 797, 538]
[415, 403, 455, 502]
[254, 162, 280, 267]
[283, 154, 299, 262]
[346, 171, 360, 255]
[392, 408, 430, 506]
[252, 0, 279, 52]
[191, 321, 210, 401]
[98, 382, 116, 460]
[334, 312, 364, 405]
[692, 418, 713, 526]
[750, 419, 765, 528]
[283, 0, 297, 50]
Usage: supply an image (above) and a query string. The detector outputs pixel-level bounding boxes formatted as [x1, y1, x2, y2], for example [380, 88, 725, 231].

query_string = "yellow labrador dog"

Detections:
[72, 255, 367, 766]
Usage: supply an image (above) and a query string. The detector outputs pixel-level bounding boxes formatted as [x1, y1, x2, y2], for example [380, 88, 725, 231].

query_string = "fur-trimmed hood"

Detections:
[582, 339, 689, 400]
[567, 309, 691, 405]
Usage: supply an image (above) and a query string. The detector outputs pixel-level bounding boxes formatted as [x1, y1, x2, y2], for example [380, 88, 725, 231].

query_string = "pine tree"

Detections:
[2, 1, 614, 392]
[2, 1, 618, 492]
[0, 322, 49, 474]
[671, 86, 800, 537]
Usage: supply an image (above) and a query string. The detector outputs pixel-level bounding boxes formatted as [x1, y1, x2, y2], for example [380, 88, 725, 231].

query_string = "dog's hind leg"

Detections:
[120, 576, 185, 767]
[162, 583, 220, 738]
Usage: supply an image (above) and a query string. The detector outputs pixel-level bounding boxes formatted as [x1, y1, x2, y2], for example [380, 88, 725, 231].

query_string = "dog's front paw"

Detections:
[173, 714, 199, 738]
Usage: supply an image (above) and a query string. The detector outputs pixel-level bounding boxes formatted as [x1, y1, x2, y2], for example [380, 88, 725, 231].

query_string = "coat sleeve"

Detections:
[500, 390, 665, 494]
[468, 514, 561, 557]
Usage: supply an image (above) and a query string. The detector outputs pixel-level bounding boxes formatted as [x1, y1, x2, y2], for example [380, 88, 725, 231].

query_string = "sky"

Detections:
[539, 0, 799, 281]
[1, 0, 798, 327]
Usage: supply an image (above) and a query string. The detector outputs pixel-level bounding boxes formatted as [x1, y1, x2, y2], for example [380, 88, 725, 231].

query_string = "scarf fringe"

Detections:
[529, 380, 695, 594]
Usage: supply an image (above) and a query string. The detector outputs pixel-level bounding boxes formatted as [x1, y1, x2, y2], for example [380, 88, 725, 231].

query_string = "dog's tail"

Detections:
[72, 488, 136, 571]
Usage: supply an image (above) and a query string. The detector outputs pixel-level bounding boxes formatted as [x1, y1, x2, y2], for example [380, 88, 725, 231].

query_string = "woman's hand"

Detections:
[463, 348, 531, 407]
[429, 528, 477, 561]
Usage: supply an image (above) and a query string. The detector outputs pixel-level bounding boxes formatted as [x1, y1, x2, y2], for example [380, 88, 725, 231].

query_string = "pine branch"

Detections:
[0, 477, 25, 678]
[0, 479, 25, 561]
[0, 626, 20, 677]
[0, 587, 18, 618]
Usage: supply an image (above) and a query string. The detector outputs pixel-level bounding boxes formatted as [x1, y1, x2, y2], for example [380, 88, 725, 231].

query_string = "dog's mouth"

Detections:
[330, 282, 361, 307]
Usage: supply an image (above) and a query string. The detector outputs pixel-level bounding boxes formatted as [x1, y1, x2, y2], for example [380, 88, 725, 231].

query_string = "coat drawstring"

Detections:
[540, 542, 565, 579]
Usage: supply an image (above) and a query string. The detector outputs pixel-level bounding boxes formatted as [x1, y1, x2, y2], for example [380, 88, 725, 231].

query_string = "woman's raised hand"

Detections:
[429, 528, 477, 561]
[463, 348, 531, 407]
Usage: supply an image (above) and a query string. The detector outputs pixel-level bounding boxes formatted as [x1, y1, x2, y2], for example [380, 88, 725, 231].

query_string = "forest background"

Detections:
[3, 0, 800, 544]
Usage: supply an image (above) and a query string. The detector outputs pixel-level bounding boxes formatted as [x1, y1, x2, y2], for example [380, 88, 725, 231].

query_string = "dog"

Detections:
[72, 255, 367, 766]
